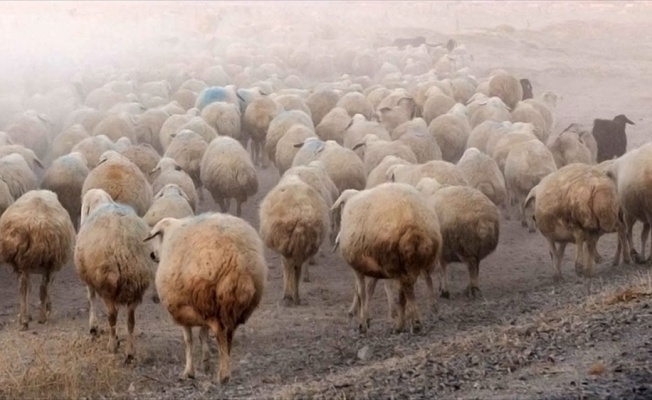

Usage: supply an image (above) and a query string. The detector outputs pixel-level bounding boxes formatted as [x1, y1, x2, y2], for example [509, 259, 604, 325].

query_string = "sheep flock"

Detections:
[0, 2, 651, 399]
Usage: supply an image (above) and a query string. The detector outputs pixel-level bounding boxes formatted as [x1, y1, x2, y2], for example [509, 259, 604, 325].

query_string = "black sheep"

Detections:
[592, 114, 635, 162]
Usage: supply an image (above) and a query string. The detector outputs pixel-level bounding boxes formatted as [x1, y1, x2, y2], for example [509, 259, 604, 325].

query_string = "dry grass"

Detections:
[588, 361, 606, 376]
[0, 331, 130, 400]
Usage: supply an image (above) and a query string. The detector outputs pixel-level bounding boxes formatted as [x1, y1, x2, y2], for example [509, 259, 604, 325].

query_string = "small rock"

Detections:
[128, 383, 136, 393]
[357, 345, 371, 361]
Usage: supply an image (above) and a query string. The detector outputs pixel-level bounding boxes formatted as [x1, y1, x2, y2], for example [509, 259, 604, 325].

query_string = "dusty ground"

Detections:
[1, 2, 652, 399]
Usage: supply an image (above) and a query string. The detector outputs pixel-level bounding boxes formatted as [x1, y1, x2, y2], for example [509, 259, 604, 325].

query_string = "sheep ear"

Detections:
[389, 172, 396, 182]
[174, 164, 184, 172]
[236, 93, 246, 102]
[34, 157, 44, 169]
[352, 142, 366, 151]
[178, 188, 190, 202]
[293, 141, 305, 149]
[331, 233, 341, 253]
[625, 117, 635, 125]
[345, 119, 355, 130]
[143, 230, 161, 242]
[149, 166, 160, 175]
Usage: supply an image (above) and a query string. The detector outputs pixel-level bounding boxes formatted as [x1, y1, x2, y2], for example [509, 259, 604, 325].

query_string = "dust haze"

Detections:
[0, 1, 651, 399]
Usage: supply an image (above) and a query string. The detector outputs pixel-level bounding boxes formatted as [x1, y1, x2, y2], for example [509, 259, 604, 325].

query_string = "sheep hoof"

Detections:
[218, 373, 230, 385]
[520, 220, 528, 228]
[466, 286, 481, 299]
[202, 360, 211, 374]
[574, 262, 586, 277]
[281, 297, 296, 307]
[411, 320, 422, 333]
[38, 317, 47, 325]
[302, 276, 311, 283]
[89, 326, 98, 336]
[440, 290, 450, 299]
[552, 274, 564, 283]
[358, 322, 369, 334]
[528, 227, 536, 234]
[19, 323, 28, 331]
[125, 354, 134, 364]
[181, 371, 195, 380]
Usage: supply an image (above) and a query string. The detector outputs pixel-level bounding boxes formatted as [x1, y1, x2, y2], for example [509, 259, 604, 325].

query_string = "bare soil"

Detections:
[1, 2, 652, 399]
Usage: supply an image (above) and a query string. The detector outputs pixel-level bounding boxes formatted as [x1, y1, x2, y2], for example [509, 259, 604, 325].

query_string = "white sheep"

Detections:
[118, 143, 161, 184]
[144, 214, 267, 383]
[315, 107, 352, 145]
[0, 190, 75, 330]
[306, 89, 340, 126]
[259, 174, 328, 305]
[200, 101, 243, 142]
[81, 150, 153, 217]
[336, 92, 373, 119]
[144, 184, 194, 227]
[265, 110, 314, 166]
[396, 120, 443, 163]
[332, 182, 441, 333]
[243, 96, 284, 167]
[71, 134, 115, 169]
[0, 153, 39, 201]
[457, 147, 506, 207]
[164, 130, 209, 199]
[469, 97, 512, 128]
[354, 135, 417, 175]
[387, 160, 468, 187]
[511, 102, 548, 143]
[416, 178, 500, 298]
[200, 136, 258, 216]
[48, 124, 90, 163]
[75, 189, 156, 362]
[488, 72, 523, 111]
[548, 123, 596, 167]
[41, 152, 90, 230]
[524, 163, 627, 279]
[428, 103, 471, 163]
[504, 139, 557, 228]
[151, 157, 198, 212]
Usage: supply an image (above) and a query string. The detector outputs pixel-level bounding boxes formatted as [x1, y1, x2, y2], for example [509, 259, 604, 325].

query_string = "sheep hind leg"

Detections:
[393, 284, 407, 334]
[87, 286, 99, 336]
[404, 280, 421, 333]
[104, 299, 119, 353]
[199, 326, 211, 374]
[355, 272, 369, 334]
[18, 271, 30, 331]
[422, 267, 437, 314]
[584, 238, 598, 277]
[124, 303, 136, 363]
[181, 326, 196, 379]
[292, 261, 303, 305]
[235, 199, 243, 217]
[547, 239, 566, 282]
[438, 261, 450, 299]
[281, 258, 299, 306]
[465, 258, 481, 299]
[210, 322, 232, 385]
[38, 271, 53, 324]
[641, 222, 651, 264]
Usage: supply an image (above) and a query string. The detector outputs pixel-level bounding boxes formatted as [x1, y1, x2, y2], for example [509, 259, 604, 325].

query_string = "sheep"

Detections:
[144, 184, 194, 227]
[63, 107, 106, 133]
[200, 101, 242, 142]
[292, 140, 366, 193]
[602, 144, 652, 264]
[81, 150, 153, 217]
[48, 124, 90, 163]
[143, 213, 267, 383]
[469, 97, 512, 128]
[0, 190, 75, 330]
[524, 163, 627, 279]
[450, 77, 476, 104]
[511, 102, 548, 143]
[397, 121, 443, 163]
[375, 97, 417, 133]
[388, 160, 468, 187]
[118, 143, 161, 184]
[171, 88, 198, 111]
[457, 147, 506, 207]
[75, 189, 156, 362]
[306, 89, 340, 126]
[159, 113, 194, 151]
[426, 103, 471, 163]
[0, 179, 13, 217]
[200, 136, 258, 216]
[4, 110, 52, 160]
[416, 178, 500, 298]
[265, 110, 314, 167]
[151, 157, 198, 212]
[336, 92, 373, 119]
[195, 85, 239, 110]
[488, 72, 523, 110]
[315, 107, 352, 144]
[41, 152, 90, 230]
[273, 94, 312, 117]
[260, 174, 328, 305]
[243, 96, 284, 167]
[332, 182, 441, 333]
[366, 155, 412, 189]
[592, 114, 635, 162]
[92, 113, 137, 143]
[275, 125, 317, 175]
[0, 153, 39, 201]
[421, 93, 456, 125]
[71, 134, 115, 169]
[520, 78, 533, 100]
[548, 123, 595, 168]
[354, 135, 417, 175]
[0, 144, 44, 172]
[178, 116, 218, 144]
[342, 116, 391, 152]
[490, 125, 538, 173]
[504, 140, 557, 229]
[523, 91, 559, 135]
[164, 130, 209, 199]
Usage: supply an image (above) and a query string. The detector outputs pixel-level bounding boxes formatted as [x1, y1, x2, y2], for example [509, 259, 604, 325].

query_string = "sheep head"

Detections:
[80, 189, 114, 226]
[143, 217, 186, 262]
[613, 114, 635, 126]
